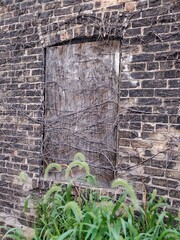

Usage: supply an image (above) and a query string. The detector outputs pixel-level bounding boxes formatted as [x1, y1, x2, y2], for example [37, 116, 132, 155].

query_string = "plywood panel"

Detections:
[45, 40, 120, 183]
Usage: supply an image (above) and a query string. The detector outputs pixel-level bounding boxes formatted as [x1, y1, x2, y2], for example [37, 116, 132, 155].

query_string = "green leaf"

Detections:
[2, 227, 25, 240]
[24, 194, 31, 212]
[56, 229, 75, 240]
[159, 229, 180, 240]
[65, 183, 72, 202]
[121, 219, 127, 238]
[112, 193, 127, 216]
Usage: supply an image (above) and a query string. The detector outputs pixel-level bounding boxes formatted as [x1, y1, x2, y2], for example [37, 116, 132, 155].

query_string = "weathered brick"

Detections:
[142, 115, 168, 123]
[170, 3, 180, 13]
[132, 17, 157, 28]
[158, 14, 176, 24]
[164, 98, 180, 106]
[137, 98, 162, 105]
[149, 0, 161, 7]
[136, 0, 148, 9]
[129, 89, 154, 97]
[175, 60, 180, 69]
[130, 63, 146, 71]
[54, 7, 72, 16]
[128, 106, 152, 114]
[143, 124, 154, 131]
[171, 42, 180, 50]
[160, 32, 180, 42]
[147, 62, 159, 70]
[45, 2, 62, 10]
[155, 51, 179, 61]
[143, 43, 169, 52]
[131, 72, 154, 79]
[169, 190, 180, 199]
[74, 3, 93, 12]
[172, 200, 180, 208]
[144, 25, 170, 34]
[132, 54, 154, 62]
[160, 61, 174, 70]
[155, 89, 180, 97]
[145, 185, 168, 196]
[124, 28, 141, 37]
[0, 0, 179, 226]
[129, 122, 141, 130]
[168, 80, 180, 88]
[152, 178, 179, 188]
[118, 130, 138, 139]
[141, 80, 167, 88]
[63, 0, 82, 6]
[166, 170, 180, 180]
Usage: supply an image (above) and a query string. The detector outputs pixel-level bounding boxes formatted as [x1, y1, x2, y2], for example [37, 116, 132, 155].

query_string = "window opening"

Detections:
[45, 40, 120, 185]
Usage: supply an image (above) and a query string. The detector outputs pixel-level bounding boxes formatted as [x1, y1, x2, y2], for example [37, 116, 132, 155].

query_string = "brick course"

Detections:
[0, 0, 180, 227]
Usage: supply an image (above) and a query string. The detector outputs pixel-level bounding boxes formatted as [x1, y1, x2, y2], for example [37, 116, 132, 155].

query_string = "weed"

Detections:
[1, 153, 180, 240]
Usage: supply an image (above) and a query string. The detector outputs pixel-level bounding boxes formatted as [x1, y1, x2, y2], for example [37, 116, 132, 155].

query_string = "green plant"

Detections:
[1, 153, 180, 240]
[1, 227, 27, 240]
[33, 154, 180, 239]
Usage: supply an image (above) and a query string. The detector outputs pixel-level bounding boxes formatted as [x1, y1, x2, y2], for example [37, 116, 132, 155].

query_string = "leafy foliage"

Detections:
[1, 153, 180, 240]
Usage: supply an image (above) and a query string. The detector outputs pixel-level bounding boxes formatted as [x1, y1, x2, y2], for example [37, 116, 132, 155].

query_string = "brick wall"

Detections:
[0, 0, 179, 227]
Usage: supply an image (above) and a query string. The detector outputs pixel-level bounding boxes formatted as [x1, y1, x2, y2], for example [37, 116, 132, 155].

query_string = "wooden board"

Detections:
[45, 40, 120, 182]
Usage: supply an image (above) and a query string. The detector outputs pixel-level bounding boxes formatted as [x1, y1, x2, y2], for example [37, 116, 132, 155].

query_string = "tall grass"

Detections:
[1, 153, 180, 240]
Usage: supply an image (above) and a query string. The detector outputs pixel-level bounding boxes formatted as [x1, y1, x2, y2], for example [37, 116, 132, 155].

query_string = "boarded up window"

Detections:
[45, 40, 120, 183]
